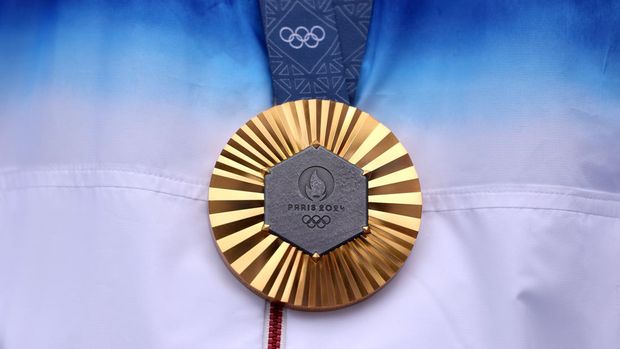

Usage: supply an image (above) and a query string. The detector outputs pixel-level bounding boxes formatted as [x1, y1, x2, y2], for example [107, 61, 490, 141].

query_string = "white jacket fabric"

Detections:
[1, 1, 619, 348]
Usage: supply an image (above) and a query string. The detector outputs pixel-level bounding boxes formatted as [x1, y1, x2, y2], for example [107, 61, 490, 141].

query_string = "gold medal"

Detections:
[208, 99, 421, 311]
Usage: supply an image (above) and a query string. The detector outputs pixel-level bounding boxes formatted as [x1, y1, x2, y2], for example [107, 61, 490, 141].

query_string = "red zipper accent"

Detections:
[267, 302, 283, 349]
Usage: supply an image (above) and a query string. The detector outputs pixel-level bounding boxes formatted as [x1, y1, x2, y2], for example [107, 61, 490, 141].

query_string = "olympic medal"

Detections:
[208, 99, 422, 311]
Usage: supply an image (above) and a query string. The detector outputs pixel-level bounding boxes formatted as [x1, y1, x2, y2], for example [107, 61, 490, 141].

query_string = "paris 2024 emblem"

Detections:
[264, 146, 367, 255]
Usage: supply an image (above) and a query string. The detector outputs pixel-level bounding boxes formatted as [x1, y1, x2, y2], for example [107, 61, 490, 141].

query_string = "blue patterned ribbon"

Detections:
[260, 0, 374, 105]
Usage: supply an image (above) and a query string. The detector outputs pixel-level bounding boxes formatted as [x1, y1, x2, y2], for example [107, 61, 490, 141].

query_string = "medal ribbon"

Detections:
[259, 2, 374, 348]
[259, 0, 374, 105]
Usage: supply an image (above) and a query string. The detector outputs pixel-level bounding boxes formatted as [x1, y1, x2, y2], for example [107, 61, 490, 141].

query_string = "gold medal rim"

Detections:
[208, 99, 422, 311]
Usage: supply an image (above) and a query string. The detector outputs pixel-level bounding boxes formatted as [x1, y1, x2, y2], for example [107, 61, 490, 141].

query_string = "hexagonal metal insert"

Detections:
[264, 146, 367, 255]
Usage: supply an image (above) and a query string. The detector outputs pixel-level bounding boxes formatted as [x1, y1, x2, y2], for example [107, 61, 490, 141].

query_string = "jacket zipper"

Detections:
[267, 302, 283, 349]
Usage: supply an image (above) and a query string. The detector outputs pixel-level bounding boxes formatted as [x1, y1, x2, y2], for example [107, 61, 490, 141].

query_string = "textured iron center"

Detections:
[264, 146, 368, 255]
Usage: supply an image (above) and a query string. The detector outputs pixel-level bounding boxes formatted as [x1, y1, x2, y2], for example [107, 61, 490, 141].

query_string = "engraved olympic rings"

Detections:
[279, 25, 326, 49]
[302, 214, 331, 229]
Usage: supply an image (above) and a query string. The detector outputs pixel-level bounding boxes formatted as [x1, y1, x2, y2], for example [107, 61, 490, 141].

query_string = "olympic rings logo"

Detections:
[302, 215, 331, 229]
[279, 26, 326, 49]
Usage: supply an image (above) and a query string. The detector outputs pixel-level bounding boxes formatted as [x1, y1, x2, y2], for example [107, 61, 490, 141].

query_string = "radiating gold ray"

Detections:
[208, 199, 263, 214]
[238, 125, 281, 166]
[228, 136, 273, 169]
[251, 241, 290, 291]
[364, 233, 408, 268]
[369, 192, 423, 205]
[246, 121, 284, 165]
[340, 114, 379, 161]
[359, 235, 399, 275]
[365, 155, 413, 182]
[319, 100, 330, 145]
[320, 255, 336, 305]
[281, 250, 303, 303]
[354, 133, 398, 169]
[369, 215, 418, 241]
[282, 103, 303, 151]
[366, 227, 412, 258]
[341, 245, 373, 295]
[261, 111, 295, 158]
[210, 207, 264, 228]
[326, 102, 346, 151]
[252, 114, 288, 162]
[369, 209, 421, 231]
[368, 202, 422, 218]
[361, 143, 409, 174]
[307, 258, 318, 307]
[368, 218, 417, 244]
[330, 248, 360, 301]
[212, 215, 264, 241]
[327, 252, 347, 304]
[210, 174, 263, 193]
[225, 141, 270, 170]
[334, 108, 362, 155]
[268, 246, 296, 298]
[235, 128, 273, 166]
[217, 221, 264, 252]
[214, 162, 264, 184]
[368, 167, 418, 189]
[294, 254, 310, 305]
[220, 149, 264, 176]
[295, 100, 311, 147]
[217, 154, 263, 179]
[308, 100, 318, 143]
[213, 168, 264, 186]
[231, 234, 278, 273]
[322, 101, 337, 150]
[208, 99, 422, 311]
[229, 134, 272, 168]
[336, 111, 369, 157]
[348, 124, 391, 164]
[349, 239, 384, 286]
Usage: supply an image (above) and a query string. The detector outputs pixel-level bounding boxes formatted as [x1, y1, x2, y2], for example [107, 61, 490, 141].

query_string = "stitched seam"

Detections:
[2, 185, 619, 219]
[2, 168, 619, 202]
[0, 167, 211, 187]
[423, 206, 620, 220]
[424, 189, 620, 203]
[0, 185, 209, 202]
[1, 169, 620, 217]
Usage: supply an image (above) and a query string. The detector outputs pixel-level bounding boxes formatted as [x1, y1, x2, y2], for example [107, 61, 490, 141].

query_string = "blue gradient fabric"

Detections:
[1, 1, 620, 349]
